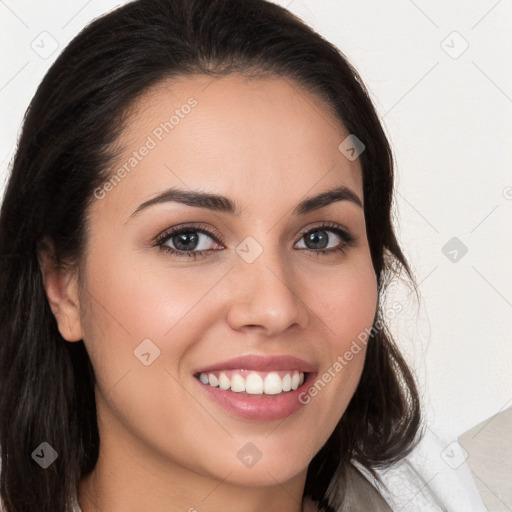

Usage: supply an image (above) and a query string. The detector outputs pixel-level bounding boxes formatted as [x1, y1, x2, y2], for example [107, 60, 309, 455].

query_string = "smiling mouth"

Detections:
[194, 369, 309, 396]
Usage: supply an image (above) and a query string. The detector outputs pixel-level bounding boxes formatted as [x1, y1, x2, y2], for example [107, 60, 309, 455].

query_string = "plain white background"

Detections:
[1, 0, 511, 449]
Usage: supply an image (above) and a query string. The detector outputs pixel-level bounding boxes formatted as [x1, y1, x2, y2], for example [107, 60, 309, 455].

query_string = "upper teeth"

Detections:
[198, 370, 305, 394]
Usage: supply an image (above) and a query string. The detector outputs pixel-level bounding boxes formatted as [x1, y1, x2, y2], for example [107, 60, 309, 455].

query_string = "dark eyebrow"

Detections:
[293, 185, 363, 214]
[128, 184, 362, 220]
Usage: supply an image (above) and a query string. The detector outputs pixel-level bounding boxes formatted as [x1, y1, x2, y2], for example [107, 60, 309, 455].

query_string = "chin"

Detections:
[215, 461, 308, 487]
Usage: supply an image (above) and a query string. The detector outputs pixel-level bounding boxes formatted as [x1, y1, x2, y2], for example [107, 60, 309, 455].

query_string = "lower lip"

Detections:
[194, 374, 314, 421]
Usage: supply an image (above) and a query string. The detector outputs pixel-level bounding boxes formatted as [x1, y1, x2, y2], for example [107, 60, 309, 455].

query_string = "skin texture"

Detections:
[40, 73, 378, 512]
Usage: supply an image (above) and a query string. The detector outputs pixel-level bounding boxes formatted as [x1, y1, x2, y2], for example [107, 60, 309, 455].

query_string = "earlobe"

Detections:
[37, 239, 83, 342]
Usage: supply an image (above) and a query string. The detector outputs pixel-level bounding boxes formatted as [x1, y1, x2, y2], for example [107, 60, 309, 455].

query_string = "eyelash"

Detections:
[154, 222, 357, 259]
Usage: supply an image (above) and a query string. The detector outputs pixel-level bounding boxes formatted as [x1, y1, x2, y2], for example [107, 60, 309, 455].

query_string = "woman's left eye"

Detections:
[295, 225, 356, 255]
[155, 223, 356, 259]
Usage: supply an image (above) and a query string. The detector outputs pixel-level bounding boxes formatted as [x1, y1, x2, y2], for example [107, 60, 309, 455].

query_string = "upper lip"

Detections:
[193, 354, 317, 375]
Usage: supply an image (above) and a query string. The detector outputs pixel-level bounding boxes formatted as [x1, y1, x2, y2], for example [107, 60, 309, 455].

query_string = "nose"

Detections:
[225, 242, 309, 337]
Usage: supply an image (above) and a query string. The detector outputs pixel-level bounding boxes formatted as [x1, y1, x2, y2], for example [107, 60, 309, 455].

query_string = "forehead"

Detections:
[92, 73, 363, 219]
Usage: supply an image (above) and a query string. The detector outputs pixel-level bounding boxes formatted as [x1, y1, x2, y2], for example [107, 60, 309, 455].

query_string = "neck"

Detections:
[77, 410, 311, 512]
[78, 463, 309, 512]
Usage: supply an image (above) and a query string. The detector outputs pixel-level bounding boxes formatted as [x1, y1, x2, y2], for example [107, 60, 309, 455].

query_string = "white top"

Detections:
[357, 427, 488, 511]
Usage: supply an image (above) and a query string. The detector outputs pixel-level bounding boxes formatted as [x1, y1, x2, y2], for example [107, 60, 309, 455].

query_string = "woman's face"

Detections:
[72, 73, 378, 486]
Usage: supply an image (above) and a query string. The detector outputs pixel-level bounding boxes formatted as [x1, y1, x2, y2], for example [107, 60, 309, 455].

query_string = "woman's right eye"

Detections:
[155, 226, 223, 259]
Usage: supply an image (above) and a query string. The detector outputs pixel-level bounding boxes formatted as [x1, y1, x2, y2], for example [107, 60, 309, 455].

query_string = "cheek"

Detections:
[299, 256, 378, 417]
[315, 257, 378, 347]
[78, 249, 229, 388]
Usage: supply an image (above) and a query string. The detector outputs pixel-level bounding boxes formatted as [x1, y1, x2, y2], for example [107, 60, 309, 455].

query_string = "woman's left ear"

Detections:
[37, 238, 83, 342]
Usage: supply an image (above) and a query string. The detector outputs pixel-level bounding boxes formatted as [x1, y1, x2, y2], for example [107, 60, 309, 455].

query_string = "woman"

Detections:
[0, 1, 484, 511]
